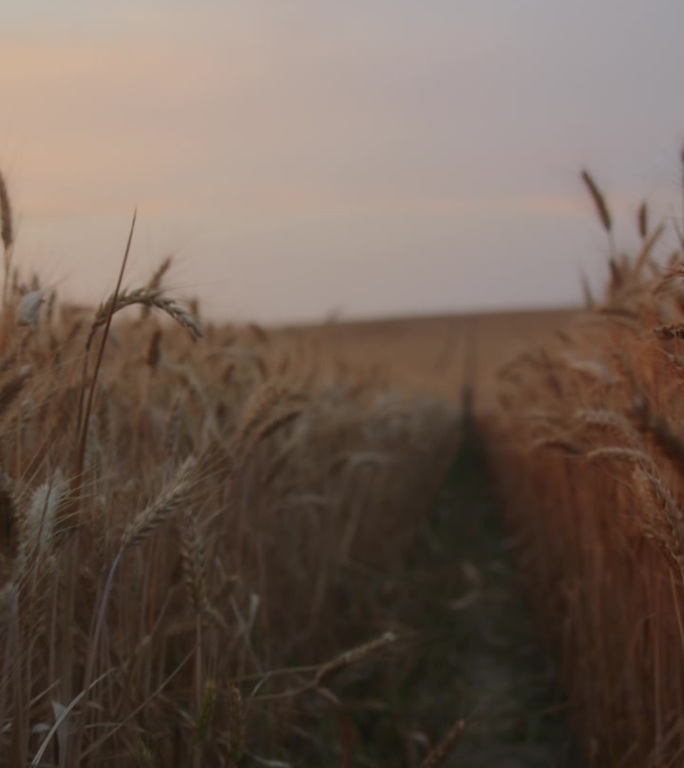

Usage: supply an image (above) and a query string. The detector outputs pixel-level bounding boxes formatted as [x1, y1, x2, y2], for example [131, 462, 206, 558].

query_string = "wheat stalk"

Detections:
[0, 172, 13, 310]
[141, 256, 173, 319]
[17, 290, 45, 328]
[420, 718, 466, 768]
[313, 631, 397, 687]
[227, 685, 245, 763]
[581, 169, 612, 234]
[89, 288, 203, 348]
[638, 201, 649, 239]
[121, 457, 197, 550]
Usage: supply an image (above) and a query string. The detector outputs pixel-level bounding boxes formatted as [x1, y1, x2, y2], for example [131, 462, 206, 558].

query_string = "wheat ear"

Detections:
[0, 172, 14, 309]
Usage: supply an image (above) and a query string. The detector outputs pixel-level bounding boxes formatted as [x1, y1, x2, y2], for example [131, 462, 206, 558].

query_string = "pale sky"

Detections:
[2, 1, 683, 323]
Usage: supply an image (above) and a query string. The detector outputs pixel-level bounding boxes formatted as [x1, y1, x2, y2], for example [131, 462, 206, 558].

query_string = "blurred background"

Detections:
[1, 0, 683, 323]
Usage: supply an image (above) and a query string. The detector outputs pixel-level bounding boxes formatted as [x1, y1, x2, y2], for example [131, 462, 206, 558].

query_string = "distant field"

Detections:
[278, 307, 578, 406]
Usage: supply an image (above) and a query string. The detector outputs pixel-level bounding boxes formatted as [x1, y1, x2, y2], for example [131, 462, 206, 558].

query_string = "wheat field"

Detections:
[488, 170, 684, 767]
[5, 159, 684, 767]
[0, 177, 470, 766]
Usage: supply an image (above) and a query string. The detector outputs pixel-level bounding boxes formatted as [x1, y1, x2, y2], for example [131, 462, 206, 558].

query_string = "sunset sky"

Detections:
[2, 1, 683, 323]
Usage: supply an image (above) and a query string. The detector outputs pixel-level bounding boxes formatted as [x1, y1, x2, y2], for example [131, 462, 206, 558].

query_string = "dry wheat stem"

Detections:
[313, 631, 397, 687]
[0, 172, 13, 311]
[581, 169, 612, 234]
[638, 201, 649, 239]
[420, 719, 466, 768]
[76, 209, 138, 478]
[227, 685, 245, 762]
[76, 455, 199, 758]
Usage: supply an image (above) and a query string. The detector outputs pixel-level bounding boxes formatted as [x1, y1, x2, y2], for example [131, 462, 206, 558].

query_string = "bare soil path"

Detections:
[367, 418, 582, 767]
[275, 414, 582, 766]
[324, 420, 581, 766]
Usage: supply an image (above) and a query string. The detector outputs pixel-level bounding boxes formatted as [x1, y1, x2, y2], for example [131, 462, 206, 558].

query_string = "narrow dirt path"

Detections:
[346, 419, 583, 767]
[280, 416, 583, 766]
